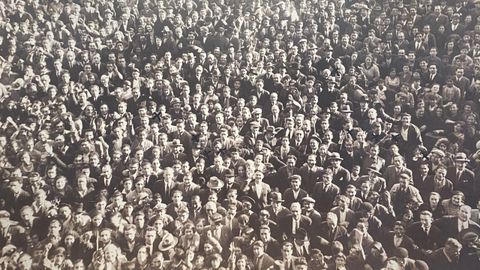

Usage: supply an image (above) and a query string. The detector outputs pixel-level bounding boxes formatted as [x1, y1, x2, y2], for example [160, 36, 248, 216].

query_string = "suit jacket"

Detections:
[390, 184, 424, 214]
[175, 182, 201, 201]
[428, 248, 460, 270]
[264, 205, 291, 223]
[331, 166, 351, 192]
[266, 113, 285, 128]
[151, 180, 178, 204]
[117, 236, 143, 261]
[420, 176, 453, 200]
[162, 153, 189, 168]
[4, 190, 33, 220]
[253, 253, 275, 270]
[299, 165, 322, 194]
[283, 188, 308, 208]
[382, 231, 416, 257]
[406, 222, 443, 252]
[446, 167, 476, 205]
[274, 166, 301, 192]
[263, 238, 282, 259]
[279, 215, 312, 240]
[201, 224, 232, 248]
[316, 222, 348, 246]
[433, 216, 480, 243]
[312, 182, 340, 213]
[246, 182, 271, 210]
[384, 165, 413, 189]
[330, 207, 356, 229]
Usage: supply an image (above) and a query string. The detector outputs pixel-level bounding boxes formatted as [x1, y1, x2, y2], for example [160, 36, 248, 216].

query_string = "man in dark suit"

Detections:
[384, 155, 414, 190]
[433, 205, 480, 243]
[428, 238, 462, 270]
[117, 224, 143, 260]
[162, 139, 189, 168]
[447, 152, 476, 206]
[302, 196, 322, 229]
[4, 177, 33, 221]
[264, 192, 291, 223]
[383, 221, 416, 257]
[299, 154, 322, 194]
[252, 240, 275, 270]
[151, 167, 177, 204]
[328, 152, 351, 192]
[330, 195, 356, 229]
[312, 168, 340, 213]
[406, 210, 443, 258]
[314, 212, 348, 255]
[279, 202, 312, 240]
[283, 175, 308, 208]
[274, 155, 301, 192]
[259, 225, 282, 259]
[280, 241, 301, 270]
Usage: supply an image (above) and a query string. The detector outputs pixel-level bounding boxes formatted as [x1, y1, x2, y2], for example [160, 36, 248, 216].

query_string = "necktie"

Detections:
[457, 170, 462, 181]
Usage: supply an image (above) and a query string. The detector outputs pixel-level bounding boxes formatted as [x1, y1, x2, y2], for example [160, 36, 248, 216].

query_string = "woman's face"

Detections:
[137, 247, 148, 262]
[429, 195, 439, 206]
[236, 258, 247, 269]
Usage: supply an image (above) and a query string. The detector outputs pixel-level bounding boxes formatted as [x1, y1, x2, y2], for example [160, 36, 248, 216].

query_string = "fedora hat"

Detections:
[270, 192, 284, 202]
[207, 177, 224, 189]
[454, 152, 469, 162]
[368, 165, 382, 176]
[171, 139, 182, 147]
[329, 152, 343, 161]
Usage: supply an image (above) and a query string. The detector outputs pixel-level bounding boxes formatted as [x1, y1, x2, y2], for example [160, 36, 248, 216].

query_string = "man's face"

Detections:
[458, 206, 471, 222]
[420, 214, 432, 227]
[253, 245, 264, 257]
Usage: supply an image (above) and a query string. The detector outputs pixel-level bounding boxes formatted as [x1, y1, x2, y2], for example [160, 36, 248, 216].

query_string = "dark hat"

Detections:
[171, 139, 182, 147]
[288, 174, 302, 181]
[112, 191, 122, 198]
[414, 260, 429, 270]
[270, 192, 284, 202]
[302, 196, 316, 204]
[462, 232, 478, 243]
[329, 152, 343, 161]
[212, 213, 224, 223]
[263, 144, 272, 150]
[289, 62, 300, 70]
[225, 169, 235, 177]
[368, 166, 382, 175]
[173, 118, 185, 125]
[294, 228, 308, 240]
[310, 134, 322, 144]
[240, 196, 256, 206]
[207, 177, 224, 189]
[359, 95, 370, 103]
[395, 247, 409, 259]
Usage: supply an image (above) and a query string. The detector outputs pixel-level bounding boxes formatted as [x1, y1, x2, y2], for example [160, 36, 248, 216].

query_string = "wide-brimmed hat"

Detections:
[158, 233, 178, 251]
[207, 177, 224, 189]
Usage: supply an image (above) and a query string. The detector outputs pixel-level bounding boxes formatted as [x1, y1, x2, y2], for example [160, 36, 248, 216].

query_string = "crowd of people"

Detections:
[2, 0, 480, 269]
